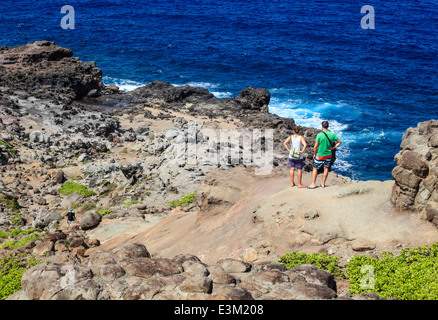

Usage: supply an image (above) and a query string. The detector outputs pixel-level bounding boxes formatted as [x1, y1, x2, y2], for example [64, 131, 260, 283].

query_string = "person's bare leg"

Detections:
[321, 167, 329, 187]
[297, 169, 305, 187]
[290, 168, 295, 186]
[308, 168, 318, 188]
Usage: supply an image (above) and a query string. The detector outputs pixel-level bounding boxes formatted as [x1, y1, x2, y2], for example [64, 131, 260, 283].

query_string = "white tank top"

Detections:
[290, 135, 303, 160]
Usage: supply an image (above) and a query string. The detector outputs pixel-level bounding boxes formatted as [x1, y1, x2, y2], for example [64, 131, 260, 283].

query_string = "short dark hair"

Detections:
[321, 120, 329, 128]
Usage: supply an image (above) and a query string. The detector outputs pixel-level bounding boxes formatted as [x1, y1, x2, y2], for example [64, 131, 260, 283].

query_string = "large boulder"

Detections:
[111, 242, 151, 261]
[216, 258, 251, 273]
[78, 210, 102, 230]
[20, 263, 62, 300]
[285, 264, 337, 291]
[119, 258, 183, 279]
[32, 209, 61, 229]
[20, 263, 100, 300]
[391, 120, 438, 225]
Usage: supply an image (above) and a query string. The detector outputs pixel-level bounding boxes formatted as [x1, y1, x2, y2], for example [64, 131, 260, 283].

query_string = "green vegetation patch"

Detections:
[98, 209, 113, 216]
[58, 182, 96, 197]
[346, 243, 438, 300]
[0, 195, 20, 212]
[0, 254, 43, 300]
[167, 191, 196, 208]
[279, 242, 438, 300]
[124, 199, 140, 208]
[9, 228, 41, 238]
[279, 250, 344, 278]
[12, 213, 24, 226]
[1, 233, 45, 249]
[0, 140, 17, 156]
[0, 230, 9, 239]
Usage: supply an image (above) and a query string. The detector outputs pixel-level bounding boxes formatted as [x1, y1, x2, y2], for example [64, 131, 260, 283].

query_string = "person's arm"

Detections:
[283, 136, 291, 152]
[313, 141, 319, 158]
[300, 136, 307, 153]
[331, 138, 342, 150]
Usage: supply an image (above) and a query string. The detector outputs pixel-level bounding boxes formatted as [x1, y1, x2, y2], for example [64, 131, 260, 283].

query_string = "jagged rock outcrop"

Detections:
[0, 41, 103, 102]
[235, 86, 270, 113]
[391, 120, 438, 225]
[127, 80, 216, 105]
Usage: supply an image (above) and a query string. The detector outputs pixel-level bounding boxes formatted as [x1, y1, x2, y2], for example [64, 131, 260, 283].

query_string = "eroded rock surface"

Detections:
[391, 120, 438, 226]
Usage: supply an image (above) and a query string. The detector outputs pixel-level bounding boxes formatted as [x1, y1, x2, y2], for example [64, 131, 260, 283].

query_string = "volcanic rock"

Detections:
[391, 120, 438, 225]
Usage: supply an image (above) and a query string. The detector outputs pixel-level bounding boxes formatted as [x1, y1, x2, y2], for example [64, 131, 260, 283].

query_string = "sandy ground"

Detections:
[114, 106, 242, 133]
[85, 168, 438, 265]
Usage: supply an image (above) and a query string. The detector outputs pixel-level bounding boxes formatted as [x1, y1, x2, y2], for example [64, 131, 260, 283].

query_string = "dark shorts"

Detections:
[313, 156, 332, 170]
[289, 158, 304, 170]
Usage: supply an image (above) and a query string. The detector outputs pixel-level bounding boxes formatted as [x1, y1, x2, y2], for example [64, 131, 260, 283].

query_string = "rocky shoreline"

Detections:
[1, 41, 437, 300]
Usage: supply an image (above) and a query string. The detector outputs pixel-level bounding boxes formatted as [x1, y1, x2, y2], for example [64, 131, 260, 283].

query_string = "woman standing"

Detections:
[283, 126, 307, 188]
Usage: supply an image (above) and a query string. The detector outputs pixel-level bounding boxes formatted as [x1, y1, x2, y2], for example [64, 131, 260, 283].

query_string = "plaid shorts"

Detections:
[313, 156, 332, 170]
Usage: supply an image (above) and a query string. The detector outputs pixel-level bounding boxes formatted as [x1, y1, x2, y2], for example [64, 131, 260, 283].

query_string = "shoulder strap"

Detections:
[322, 131, 332, 144]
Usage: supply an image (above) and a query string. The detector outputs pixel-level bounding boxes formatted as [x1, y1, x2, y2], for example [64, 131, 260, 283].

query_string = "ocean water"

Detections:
[1, 0, 437, 180]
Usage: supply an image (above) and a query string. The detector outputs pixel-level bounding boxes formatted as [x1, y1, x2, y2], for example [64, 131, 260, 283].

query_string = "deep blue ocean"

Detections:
[1, 0, 437, 180]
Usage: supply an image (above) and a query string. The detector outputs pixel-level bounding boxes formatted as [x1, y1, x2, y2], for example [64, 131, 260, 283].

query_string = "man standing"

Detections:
[307, 121, 341, 189]
[66, 210, 75, 228]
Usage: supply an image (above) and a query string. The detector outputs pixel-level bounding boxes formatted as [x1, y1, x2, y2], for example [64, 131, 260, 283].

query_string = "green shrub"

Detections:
[167, 191, 196, 208]
[279, 251, 344, 278]
[9, 228, 41, 238]
[0, 254, 43, 300]
[98, 209, 113, 216]
[58, 182, 96, 197]
[12, 214, 24, 226]
[1, 233, 44, 249]
[280, 242, 438, 300]
[0, 230, 8, 239]
[0, 256, 25, 300]
[346, 243, 438, 300]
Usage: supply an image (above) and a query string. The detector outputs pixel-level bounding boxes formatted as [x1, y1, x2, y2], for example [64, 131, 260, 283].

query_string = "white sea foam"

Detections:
[268, 97, 349, 134]
[102, 76, 146, 92]
[211, 91, 234, 98]
[268, 92, 360, 178]
[174, 81, 220, 89]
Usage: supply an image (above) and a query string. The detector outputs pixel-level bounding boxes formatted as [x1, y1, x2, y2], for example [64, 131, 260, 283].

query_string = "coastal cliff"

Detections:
[1, 42, 437, 301]
[391, 120, 438, 224]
